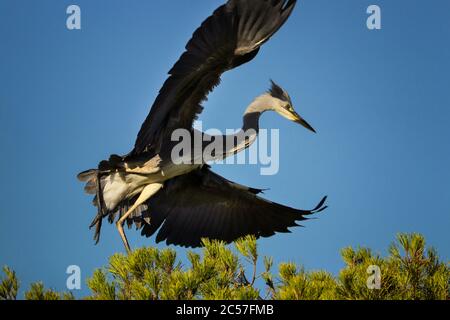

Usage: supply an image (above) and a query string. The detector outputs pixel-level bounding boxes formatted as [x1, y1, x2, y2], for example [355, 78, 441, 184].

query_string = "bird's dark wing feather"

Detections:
[133, 0, 297, 154]
[139, 167, 327, 248]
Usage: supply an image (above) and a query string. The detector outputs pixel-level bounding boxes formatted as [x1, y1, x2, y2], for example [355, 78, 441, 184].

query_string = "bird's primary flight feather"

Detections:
[143, 167, 327, 248]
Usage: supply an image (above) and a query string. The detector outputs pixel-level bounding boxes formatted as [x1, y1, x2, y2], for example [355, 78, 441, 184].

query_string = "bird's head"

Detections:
[267, 80, 316, 133]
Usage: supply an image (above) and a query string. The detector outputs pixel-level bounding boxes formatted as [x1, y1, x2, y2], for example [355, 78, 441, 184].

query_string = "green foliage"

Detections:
[1, 233, 448, 300]
[86, 238, 259, 300]
[388, 233, 449, 300]
[24, 282, 74, 300]
[0, 267, 73, 301]
[86, 269, 116, 300]
[336, 233, 450, 300]
[0, 266, 19, 300]
[276, 264, 337, 300]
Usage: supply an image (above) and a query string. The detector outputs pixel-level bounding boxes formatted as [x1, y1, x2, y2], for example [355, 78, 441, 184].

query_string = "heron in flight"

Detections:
[78, 0, 327, 252]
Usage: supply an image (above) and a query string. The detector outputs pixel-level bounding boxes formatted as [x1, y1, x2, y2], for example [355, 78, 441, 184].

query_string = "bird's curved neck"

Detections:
[242, 95, 271, 132]
[218, 95, 271, 158]
[197, 95, 273, 163]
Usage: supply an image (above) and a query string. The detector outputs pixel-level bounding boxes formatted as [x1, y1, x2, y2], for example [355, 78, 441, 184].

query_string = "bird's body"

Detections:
[78, 0, 327, 251]
[82, 102, 263, 218]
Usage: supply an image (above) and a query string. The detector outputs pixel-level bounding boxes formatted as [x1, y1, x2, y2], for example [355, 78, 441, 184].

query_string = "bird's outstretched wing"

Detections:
[138, 167, 327, 248]
[133, 0, 297, 154]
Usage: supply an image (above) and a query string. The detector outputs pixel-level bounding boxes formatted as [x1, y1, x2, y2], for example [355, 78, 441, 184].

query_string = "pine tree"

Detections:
[0, 266, 18, 300]
[1, 233, 448, 300]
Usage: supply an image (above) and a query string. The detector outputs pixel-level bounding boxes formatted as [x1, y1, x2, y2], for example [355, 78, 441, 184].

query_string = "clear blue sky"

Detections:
[0, 0, 449, 297]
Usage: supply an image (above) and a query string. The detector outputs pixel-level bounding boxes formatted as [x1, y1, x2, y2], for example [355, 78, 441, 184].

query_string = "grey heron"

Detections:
[78, 0, 327, 252]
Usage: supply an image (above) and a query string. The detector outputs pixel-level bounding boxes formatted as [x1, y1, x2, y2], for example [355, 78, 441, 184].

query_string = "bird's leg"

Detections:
[116, 183, 163, 253]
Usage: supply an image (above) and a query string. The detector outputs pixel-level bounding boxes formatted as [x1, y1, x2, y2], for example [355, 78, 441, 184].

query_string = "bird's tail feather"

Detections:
[78, 157, 152, 244]
[77, 168, 108, 244]
[77, 169, 97, 182]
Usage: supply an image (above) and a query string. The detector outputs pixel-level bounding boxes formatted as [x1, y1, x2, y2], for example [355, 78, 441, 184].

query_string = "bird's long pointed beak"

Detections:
[293, 112, 316, 133]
